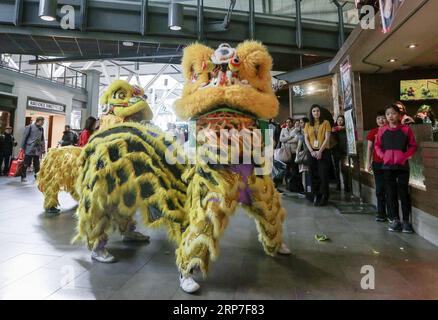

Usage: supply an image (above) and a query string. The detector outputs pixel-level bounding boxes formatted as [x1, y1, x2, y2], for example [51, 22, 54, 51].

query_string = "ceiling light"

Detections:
[168, 2, 183, 31]
[122, 41, 134, 47]
[407, 44, 418, 49]
[388, 58, 398, 63]
[38, 0, 57, 22]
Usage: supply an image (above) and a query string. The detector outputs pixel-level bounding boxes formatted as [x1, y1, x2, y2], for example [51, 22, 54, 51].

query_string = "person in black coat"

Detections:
[0, 126, 17, 175]
[60, 125, 78, 146]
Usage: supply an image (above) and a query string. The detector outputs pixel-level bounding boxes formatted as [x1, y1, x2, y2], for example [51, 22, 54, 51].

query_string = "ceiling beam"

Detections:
[27, 54, 183, 65]
[99, 61, 111, 85]
[143, 64, 169, 90]
[81, 61, 95, 70]
[0, 2, 347, 57]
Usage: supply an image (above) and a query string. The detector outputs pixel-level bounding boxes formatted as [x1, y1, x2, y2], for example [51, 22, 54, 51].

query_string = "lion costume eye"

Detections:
[113, 89, 127, 100]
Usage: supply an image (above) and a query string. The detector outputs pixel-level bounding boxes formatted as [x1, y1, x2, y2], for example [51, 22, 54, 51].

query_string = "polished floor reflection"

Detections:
[0, 175, 437, 300]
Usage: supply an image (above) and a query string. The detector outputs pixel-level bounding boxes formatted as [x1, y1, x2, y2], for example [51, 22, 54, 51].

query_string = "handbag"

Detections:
[272, 159, 287, 186]
[274, 144, 292, 163]
[295, 140, 309, 165]
[8, 149, 25, 177]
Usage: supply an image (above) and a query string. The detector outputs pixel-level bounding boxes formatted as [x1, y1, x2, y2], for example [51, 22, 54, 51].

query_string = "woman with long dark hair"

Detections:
[77, 116, 97, 147]
[332, 115, 350, 192]
[304, 104, 332, 206]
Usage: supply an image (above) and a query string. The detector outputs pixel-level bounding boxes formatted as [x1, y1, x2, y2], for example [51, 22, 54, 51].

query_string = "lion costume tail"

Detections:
[72, 123, 189, 249]
[37, 146, 82, 210]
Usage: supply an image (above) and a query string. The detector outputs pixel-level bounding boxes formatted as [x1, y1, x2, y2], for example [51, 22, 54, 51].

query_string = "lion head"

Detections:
[174, 41, 278, 121]
[100, 80, 153, 121]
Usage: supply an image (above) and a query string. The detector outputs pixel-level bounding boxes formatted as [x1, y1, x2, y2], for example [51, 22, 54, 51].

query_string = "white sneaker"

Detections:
[91, 248, 116, 263]
[179, 274, 200, 294]
[122, 230, 150, 242]
[278, 243, 291, 255]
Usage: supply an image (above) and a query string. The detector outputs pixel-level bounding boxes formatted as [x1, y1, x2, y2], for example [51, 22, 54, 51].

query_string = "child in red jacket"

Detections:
[375, 104, 417, 233]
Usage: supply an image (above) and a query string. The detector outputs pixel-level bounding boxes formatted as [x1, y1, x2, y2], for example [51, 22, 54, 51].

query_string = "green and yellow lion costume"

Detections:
[37, 41, 287, 280]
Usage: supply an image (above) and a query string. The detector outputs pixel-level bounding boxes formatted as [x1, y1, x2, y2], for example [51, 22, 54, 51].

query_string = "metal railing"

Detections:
[0, 54, 87, 90]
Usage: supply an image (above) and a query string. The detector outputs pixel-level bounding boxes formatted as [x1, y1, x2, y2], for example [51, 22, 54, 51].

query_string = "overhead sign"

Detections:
[27, 98, 66, 114]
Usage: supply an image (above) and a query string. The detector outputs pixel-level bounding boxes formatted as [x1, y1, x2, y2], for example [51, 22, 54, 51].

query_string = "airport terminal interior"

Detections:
[0, 0, 437, 300]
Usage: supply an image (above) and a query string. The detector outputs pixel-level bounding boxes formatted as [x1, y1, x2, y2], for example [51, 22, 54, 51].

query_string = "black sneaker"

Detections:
[375, 214, 387, 222]
[313, 195, 321, 206]
[319, 195, 329, 207]
[21, 177, 27, 183]
[388, 220, 402, 232]
[46, 207, 61, 214]
[402, 222, 414, 234]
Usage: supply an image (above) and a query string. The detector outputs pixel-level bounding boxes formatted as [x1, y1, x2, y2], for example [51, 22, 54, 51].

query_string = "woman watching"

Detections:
[331, 115, 350, 192]
[304, 104, 332, 206]
[77, 116, 97, 147]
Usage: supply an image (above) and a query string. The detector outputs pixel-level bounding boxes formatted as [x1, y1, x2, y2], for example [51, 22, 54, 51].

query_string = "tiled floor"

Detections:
[0, 175, 438, 300]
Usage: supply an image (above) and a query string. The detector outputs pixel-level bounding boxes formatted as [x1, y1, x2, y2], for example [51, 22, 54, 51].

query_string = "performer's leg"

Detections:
[42, 181, 62, 216]
[246, 174, 290, 256]
[91, 235, 116, 263]
[176, 166, 240, 292]
[122, 218, 150, 242]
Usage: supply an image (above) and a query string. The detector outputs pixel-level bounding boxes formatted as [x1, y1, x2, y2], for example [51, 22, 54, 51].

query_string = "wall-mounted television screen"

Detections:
[400, 79, 438, 101]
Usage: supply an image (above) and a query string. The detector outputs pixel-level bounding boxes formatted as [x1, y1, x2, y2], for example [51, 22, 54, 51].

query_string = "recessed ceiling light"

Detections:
[122, 41, 134, 47]
[407, 44, 418, 49]
[40, 15, 56, 21]
[388, 58, 398, 63]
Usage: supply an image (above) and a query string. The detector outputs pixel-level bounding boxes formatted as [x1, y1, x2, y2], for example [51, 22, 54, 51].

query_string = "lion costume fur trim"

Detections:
[72, 122, 189, 249]
[37, 146, 82, 209]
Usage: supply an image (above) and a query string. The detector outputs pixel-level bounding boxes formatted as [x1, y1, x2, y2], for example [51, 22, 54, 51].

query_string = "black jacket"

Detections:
[61, 131, 78, 146]
[0, 133, 16, 155]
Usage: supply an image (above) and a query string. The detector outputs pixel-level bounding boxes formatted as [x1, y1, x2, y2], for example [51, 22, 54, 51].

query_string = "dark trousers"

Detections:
[309, 149, 331, 198]
[384, 169, 411, 222]
[332, 151, 350, 191]
[372, 162, 388, 216]
[285, 154, 303, 192]
[22, 155, 40, 178]
[0, 153, 11, 175]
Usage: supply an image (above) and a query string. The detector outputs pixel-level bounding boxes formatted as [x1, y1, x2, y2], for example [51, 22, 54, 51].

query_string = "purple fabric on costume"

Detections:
[97, 239, 107, 250]
[228, 164, 253, 205]
[147, 130, 159, 138]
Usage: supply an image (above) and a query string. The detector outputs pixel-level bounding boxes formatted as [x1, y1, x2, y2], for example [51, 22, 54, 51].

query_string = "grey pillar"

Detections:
[83, 69, 101, 120]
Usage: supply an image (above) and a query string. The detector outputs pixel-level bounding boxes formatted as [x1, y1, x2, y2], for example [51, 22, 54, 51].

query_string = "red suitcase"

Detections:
[8, 150, 25, 177]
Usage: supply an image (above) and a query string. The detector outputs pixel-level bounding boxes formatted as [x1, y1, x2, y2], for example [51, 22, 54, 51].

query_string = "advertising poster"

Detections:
[340, 58, 357, 155]
[340, 60, 354, 112]
[379, 0, 404, 33]
[345, 109, 357, 155]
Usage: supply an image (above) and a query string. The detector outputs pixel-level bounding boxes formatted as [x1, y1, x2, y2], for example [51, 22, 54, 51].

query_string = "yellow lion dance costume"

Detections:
[37, 41, 290, 294]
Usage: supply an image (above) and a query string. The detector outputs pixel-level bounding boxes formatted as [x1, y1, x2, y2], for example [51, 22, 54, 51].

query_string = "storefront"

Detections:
[290, 76, 336, 119]
[0, 66, 89, 154]
[25, 98, 67, 149]
[275, 61, 339, 123]
[0, 92, 17, 133]
[329, 0, 438, 245]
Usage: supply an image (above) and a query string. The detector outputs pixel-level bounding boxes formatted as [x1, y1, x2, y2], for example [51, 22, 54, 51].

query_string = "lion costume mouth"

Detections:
[174, 41, 279, 121]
